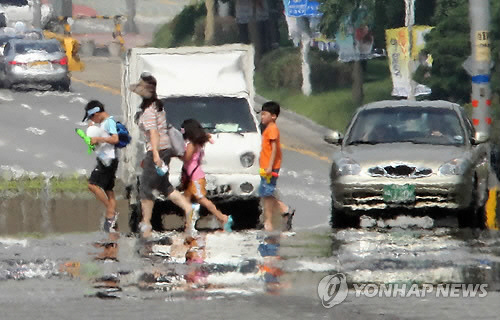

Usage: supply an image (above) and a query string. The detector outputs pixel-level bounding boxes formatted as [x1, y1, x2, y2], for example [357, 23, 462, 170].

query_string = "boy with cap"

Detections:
[82, 100, 120, 233]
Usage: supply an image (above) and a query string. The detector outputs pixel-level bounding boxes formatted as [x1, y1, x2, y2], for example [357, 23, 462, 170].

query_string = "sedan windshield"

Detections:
[161, 96, 257, 133]
[345, 107, 466, 146]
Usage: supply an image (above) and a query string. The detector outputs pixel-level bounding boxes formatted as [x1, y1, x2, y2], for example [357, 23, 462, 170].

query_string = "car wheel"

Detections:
[56, 79, 70, 92]
[330, 197, 359, 228]
[457, 190, 487, 229]
[3, 79, 11, 90]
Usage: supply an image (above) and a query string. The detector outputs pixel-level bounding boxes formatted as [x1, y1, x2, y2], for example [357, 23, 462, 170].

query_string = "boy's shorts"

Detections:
[259, 169, 280, 197]
[89, 158, 118, 191]
[184, 178, 207, 200]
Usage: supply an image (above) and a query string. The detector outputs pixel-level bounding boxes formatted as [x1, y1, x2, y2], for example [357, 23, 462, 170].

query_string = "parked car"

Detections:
[0, 27, 44, 54]
[121, 44, 262, 231]
[0, 38, 70, 90]
[325, 100, 490, 229]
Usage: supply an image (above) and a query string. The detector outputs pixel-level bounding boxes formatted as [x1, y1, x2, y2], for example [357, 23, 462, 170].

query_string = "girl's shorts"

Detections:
[184, 178, 207, 200]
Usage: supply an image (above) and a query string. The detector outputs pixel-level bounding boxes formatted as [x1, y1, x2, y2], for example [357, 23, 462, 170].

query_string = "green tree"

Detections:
[319, 1, 376, 106]
[319, 0, 437, 105]
[415, 0, 499, 102]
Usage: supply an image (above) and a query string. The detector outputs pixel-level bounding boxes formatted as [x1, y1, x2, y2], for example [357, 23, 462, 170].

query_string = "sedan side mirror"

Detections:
[471, 134, 489, 145]
[324, 130, 343, 145]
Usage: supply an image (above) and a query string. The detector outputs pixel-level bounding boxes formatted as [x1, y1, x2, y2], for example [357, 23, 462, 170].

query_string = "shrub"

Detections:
[258, 47, 352, 92]
[153, 3, 206, 48]
[194, 16, 240, 45]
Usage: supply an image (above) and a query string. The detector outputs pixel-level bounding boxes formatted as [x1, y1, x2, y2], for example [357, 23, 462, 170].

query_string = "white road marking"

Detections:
[32, 91, 75, 98]
[58, 115, 69, 120]
[0, 91, 14, 101]
[70, 96, 88, 104]
[21, 103, 32, 110]
[40, 109, 51, 116]
[34, 153, 44, 159]
[0, 140, 5, 147]
[16, 148, 25, 152]
[54, 160, 67, 168]
[25, 127, 46, 135]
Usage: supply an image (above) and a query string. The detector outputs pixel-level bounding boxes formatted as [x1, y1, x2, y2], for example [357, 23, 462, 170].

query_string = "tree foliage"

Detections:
[415, 0, 499, 102]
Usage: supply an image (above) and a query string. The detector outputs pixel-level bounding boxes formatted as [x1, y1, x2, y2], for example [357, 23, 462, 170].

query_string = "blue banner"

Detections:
[286, 0, 322, 17]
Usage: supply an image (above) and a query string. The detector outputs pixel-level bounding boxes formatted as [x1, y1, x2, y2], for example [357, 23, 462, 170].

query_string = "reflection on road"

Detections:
[2, 221, 500, 300]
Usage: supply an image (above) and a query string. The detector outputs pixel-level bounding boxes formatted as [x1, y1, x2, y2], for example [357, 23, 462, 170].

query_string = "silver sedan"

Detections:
[0, 39, 70, 90]
[325, 100, 490, 228]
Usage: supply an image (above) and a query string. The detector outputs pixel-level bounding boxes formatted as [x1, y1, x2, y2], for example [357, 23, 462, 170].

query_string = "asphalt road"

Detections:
[2, 64, 500, 320]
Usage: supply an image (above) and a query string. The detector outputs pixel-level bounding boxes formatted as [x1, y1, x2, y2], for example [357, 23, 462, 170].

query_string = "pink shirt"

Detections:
[138, 103, 171, 151]
[184, 142, 205, 181]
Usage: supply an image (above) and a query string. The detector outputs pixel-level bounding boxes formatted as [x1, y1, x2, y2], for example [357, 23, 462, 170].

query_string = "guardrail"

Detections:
[56, 15, 126, 54]
[43, 30, 84, 71]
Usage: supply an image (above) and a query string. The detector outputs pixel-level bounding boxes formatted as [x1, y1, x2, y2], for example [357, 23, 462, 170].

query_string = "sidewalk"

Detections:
[73, 56, 122, 90]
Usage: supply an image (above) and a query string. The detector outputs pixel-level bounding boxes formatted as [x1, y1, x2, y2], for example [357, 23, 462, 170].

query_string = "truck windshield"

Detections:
[161, 96, 258, 133]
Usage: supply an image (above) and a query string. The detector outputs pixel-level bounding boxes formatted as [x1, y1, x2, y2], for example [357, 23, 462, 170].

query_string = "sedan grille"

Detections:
[368, 164, 432, 178]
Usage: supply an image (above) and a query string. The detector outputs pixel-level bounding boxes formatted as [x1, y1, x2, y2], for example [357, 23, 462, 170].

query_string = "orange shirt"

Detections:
[260, 122, 282, 170]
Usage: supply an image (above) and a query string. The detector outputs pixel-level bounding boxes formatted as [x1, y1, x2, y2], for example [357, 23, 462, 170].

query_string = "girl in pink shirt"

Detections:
[181, 119, 233, 232]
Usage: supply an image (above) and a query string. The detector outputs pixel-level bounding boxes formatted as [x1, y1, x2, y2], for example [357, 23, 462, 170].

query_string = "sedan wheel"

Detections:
[457, 190, 487, 229]
[330, 196, 359, 228]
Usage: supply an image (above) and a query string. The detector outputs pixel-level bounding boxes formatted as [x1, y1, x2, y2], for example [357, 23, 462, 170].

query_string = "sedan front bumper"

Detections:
[332, 175, 473, 211]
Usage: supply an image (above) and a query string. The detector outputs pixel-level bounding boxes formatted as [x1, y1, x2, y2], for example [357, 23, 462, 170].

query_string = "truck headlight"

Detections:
[337, 158, 361, 176]
[240, 152, 255, 168]
[439, 158, 467, 175]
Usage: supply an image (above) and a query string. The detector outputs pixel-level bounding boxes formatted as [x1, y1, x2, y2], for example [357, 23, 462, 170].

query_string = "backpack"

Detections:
[116, 121, 131, 148]
[167, 124, 185, 156]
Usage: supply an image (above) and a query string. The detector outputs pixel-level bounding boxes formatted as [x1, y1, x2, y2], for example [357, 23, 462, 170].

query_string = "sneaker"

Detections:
[282, 208, 295, 231]
[103, 212, 119, 233]
[223, 215, 234, 232]
[139, 222, 152, 237]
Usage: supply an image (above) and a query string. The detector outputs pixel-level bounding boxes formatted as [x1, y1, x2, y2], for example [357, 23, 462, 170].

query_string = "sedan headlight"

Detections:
[336, 158, 361, 176]
[240, 152, 255, 168]
[438, 158, 468, 175]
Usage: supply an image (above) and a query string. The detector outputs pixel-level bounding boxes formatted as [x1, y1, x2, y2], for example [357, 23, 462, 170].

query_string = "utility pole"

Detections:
[468, 0, 492, 142]
[61, 0, 72, 17]
[33, 0, 42, 29]
[405, 0, 415, 100]
[125, 0, 138, 33]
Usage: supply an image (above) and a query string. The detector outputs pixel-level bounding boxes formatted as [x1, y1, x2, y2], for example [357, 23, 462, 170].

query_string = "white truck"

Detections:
[120, 44, 262, 231]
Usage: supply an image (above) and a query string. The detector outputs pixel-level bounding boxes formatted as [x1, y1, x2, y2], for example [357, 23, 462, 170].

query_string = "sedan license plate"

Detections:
[383, 184, 415, 203]
[29, 61, 49, 68]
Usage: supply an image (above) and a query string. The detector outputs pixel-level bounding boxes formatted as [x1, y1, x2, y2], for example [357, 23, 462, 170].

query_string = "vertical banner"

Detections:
[386, 26, 432, 97]
[386, 27, 412, 97]
[335, 8, 374, 62]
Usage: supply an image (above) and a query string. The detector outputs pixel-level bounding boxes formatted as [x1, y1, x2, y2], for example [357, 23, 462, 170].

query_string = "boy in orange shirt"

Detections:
[259, 101, 295, 231]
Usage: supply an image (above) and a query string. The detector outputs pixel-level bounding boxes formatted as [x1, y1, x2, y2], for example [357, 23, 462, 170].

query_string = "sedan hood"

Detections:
[341, 143, 469, 167]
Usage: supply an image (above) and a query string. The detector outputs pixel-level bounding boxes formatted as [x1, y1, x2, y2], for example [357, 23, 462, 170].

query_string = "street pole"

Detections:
[33, 0, 42, 29]
[405, 0, 415, 101]
[125, 0, 138, 33]
[61, 0, 72, 17]
[469, 0, 491, 142]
